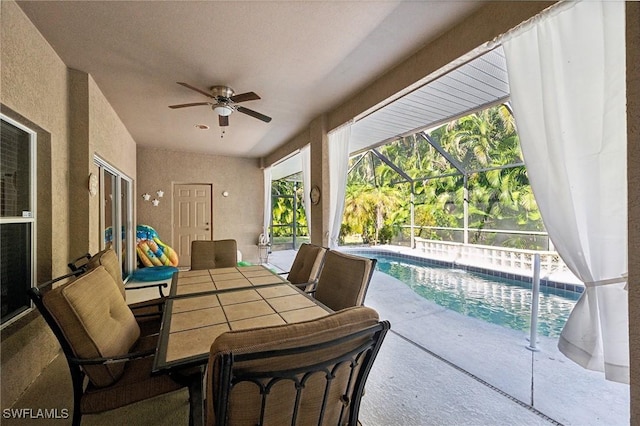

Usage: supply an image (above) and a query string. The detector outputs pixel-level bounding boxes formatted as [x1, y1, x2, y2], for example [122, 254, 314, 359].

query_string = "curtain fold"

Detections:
[301, 145, 312, 229]
[262, 166, 272, 244]
[504, 1, 628, 382]
[327, 123, 352, 248]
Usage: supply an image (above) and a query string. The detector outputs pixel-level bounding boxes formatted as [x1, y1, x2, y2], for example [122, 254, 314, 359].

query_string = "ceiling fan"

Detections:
[168, 82, 272, 127]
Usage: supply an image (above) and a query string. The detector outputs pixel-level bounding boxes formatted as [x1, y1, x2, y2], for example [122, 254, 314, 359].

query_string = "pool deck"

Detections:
[268, 248, 629, 426]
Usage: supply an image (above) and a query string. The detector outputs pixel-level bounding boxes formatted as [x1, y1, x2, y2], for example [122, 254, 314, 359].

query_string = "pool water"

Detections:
[361, 253, 580, 338]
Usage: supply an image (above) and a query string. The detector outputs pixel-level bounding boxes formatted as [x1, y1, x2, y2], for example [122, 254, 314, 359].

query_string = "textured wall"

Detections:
[136, 147, 263, 263]
[87, 75, 138, 254]
[67, 70, 139, 257]
[1, 0, 69, 276]
[1, 0, 139, 408]
[68, 70, 91, 258]
[0, 0, 70, 408]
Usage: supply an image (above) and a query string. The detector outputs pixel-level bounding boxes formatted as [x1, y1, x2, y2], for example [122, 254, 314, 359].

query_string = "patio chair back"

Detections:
[313, 251, 377, 311]
[286, 243, 327, 290]
[191, 239, 238, 270]
[206, 306, 390, 426]
[74, 249, 166, 335]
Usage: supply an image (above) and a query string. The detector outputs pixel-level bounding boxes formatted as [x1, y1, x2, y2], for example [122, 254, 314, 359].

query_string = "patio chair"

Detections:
[73, 249, 165, 336]
[190, 239, 238, 270]
[312, 251, 377, 311]
[28, 266, 186, 426]
[279, 243, 327, 290]
[206, 306, 390, 426]
[69, 249, 168, 297]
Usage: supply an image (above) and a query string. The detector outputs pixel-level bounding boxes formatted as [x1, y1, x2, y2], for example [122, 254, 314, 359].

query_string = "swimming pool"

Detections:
[348, 251, 580, 337]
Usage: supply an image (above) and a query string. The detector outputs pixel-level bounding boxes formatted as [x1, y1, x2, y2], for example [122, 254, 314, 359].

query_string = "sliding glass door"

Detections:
[95, 157, 134, 278]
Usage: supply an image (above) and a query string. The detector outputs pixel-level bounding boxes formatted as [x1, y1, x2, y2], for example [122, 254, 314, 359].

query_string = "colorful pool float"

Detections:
[136, 224, 179, 267]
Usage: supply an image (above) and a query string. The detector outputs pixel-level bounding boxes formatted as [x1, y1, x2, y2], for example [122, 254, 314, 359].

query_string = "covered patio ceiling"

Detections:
[272, 46, 510, 180]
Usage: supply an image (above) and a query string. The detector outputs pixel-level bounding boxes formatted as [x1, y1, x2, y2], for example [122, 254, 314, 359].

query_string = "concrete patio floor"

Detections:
[267, 249, 629, 426]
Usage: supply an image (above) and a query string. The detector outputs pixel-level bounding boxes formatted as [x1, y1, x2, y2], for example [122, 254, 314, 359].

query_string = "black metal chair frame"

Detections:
[27, 274, 159, 426]
[211, 320, 390, 426]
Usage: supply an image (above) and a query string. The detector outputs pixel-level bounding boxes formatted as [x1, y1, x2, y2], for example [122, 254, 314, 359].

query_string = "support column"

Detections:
[309, 115, 329, 246]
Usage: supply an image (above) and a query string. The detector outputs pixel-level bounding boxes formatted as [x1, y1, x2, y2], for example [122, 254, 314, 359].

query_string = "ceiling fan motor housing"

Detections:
[210, 85, 234, 100]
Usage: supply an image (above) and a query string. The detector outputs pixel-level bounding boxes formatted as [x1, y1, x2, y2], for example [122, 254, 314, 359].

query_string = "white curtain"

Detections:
[262, 166, 272, 244]
[327, 122, 352, 248]
[504, 1, 628, 382]
[300, 144, 312, 227]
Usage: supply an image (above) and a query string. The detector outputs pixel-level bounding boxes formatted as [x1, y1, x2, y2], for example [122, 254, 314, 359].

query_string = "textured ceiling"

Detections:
[16, 1, 484, 158]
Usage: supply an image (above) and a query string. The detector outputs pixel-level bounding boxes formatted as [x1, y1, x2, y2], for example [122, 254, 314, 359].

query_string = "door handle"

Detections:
[205, 228, 210, 231]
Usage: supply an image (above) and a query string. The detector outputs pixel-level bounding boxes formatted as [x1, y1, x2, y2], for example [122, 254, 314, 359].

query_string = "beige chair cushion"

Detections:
[207, 306, 380, 425]
[87, 248, 125, 298]
[43, 266, 140, 387]
[191, 239, 238, 270]
[314, 251, 375, 311]
[286, 243, 327, 286]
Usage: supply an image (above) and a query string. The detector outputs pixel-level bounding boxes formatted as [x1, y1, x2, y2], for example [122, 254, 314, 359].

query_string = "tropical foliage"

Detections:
[270, 104, 546, 249]
[343, 104, 546, 249]
[271, 178, 308, 241]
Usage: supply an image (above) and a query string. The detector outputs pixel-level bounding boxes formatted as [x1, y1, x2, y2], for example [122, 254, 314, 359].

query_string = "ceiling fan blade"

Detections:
[177, 82, 214, 98]
[219, 115, 229, 127]
[230, 92, 261, 103]
[236, 106, 272, 123]
[168, 102, 211, 109]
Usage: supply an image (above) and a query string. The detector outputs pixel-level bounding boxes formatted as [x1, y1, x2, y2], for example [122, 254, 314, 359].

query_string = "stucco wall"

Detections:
[1, 0, 139, 408]
[136, 146, 263, 263]
[88, 74, 138, 254]
[1, 0, 70, 408]
[67, 70, 139, 257]
[1, 0, 70, 276]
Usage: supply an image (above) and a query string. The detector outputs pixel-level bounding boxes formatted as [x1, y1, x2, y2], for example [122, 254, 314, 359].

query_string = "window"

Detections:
[1, 116, 36, 326]
[94, 156, 134, 278]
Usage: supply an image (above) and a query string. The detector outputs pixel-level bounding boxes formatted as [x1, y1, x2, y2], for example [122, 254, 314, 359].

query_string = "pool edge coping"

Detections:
[340, 246, 585, 295]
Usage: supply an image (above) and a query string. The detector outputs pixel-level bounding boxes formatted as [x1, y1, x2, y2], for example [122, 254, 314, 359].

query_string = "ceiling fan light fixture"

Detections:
[213, 105, 233, 116]
[172, 83, 271, 124]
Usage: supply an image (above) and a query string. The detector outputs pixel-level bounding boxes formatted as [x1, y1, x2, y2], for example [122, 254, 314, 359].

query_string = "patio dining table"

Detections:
[152, 265, 333, 425]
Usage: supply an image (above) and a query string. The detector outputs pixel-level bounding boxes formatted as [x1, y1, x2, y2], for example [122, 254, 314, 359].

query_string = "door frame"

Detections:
[172, 183, 213, 266]
[94, 155, 135, 277]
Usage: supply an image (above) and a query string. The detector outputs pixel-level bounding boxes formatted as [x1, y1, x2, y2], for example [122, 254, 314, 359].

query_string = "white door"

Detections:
[173, 184, 212, 266]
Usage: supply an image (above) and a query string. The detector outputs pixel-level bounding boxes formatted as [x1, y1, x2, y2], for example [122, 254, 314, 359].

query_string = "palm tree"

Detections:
[342, 184, 405, 244]
[340, 103, 545, 249]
